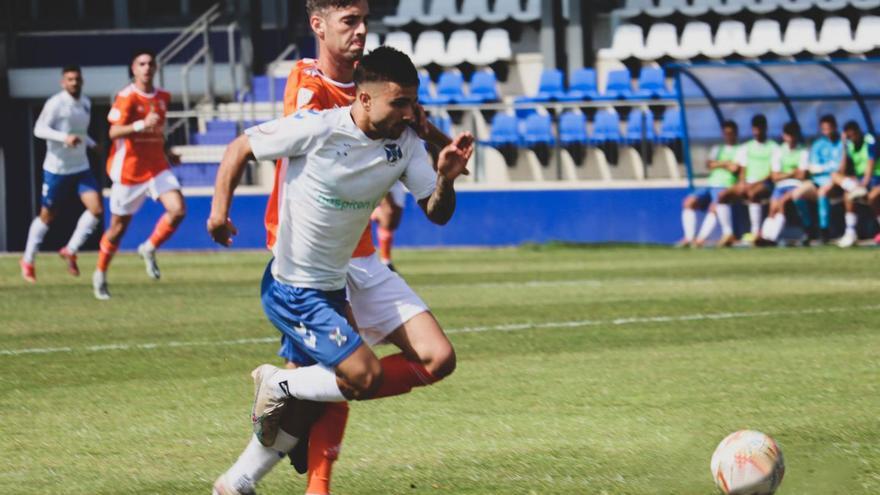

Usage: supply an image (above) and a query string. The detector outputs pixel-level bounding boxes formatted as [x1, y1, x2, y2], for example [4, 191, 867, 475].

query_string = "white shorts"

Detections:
[387, 181, 407, 207]
[109, 170, 181, 216]
[347, 253, 429, 346]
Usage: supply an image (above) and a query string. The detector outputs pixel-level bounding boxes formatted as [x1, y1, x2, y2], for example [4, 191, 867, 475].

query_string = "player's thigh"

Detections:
[385, 311, 456, 377]
[792, 181, 816, 201]
[157, 189, 186, 218]
[79, 190, 104, 216]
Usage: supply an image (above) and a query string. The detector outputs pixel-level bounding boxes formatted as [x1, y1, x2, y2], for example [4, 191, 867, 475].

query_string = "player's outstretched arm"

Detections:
[207, 134, 254, 246]
[418, 132, 474, 225]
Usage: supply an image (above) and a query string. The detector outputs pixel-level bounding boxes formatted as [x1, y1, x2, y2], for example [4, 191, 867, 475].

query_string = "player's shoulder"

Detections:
[115, 84, 135, 99]
[288, 59, 323, 85]
[155, 88, 172, 100]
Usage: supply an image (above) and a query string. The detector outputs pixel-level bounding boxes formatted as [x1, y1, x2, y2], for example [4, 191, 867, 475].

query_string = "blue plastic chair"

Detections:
[418, 71, 433, 103]
[516, 68, 566, 103]
[561, 68, 600, 101]
[423, 71, 465, 104]
[558, 111, 589, 145]
[460, 70, 500, 103]
[486, 113, 521, 147]
[656, 110, 683, 144]
[428, 113, 452, 136]
[521, 113, 555, 147]
[601, 70, 633, 100]
[634, 67, 673, 99]
[625, 109, 655, 144]
[590, 110, 622, 144]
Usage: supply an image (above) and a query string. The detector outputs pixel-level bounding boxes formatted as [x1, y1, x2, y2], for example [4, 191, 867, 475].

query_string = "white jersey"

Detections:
[247, 106, 436, 290]
[33, 90, 95, 175]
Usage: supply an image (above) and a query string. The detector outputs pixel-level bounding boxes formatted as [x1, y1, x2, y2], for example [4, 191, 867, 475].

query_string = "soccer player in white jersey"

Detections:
[207, 47, 473, 495]
[20, 65, 103, 282]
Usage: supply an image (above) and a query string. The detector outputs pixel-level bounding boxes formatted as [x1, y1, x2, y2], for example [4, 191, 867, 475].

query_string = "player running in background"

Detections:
[732, 114, 779, 244]
[207, 46, 473, 495]
[677, 120, 740, 248]
[259, 3, 454, 495]
[20, 65, 103, 282]
[92, 49, 184, 299]
[835, 120, 880, 247]
[791, 115, 844, 244]
[755, 122, 809, 246]
[372, 182, 404, 269]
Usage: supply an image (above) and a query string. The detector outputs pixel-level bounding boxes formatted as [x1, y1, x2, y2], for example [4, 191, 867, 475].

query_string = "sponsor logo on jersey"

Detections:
[317, 194, 377, 211]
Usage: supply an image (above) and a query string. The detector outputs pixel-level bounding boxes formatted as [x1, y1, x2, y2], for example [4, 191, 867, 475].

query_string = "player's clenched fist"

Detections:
[207, 215, 238, 247]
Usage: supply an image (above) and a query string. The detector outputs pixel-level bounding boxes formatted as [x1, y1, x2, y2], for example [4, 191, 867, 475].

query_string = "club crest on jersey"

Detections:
[384, 143, 403, 164]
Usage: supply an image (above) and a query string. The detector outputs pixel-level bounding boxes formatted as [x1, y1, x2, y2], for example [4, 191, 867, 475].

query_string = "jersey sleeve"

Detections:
[33, 96, 68, 143]
[283, 75, 326, 116]
[399, 135, 437, 201]
[708, 145, 720, 162]
[246, 110, 329, 161]
[734, 145, 748, 168]
[798, 149, 809, 170]
[107, 93, 132, 125]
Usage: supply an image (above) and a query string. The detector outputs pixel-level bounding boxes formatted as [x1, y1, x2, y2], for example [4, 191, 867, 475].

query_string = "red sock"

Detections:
[97, 234, 118, 272]
[377, 226, 393, 263]
[148, 215, 177, 249]
[372, 353, 438, 399]
[306, 402, 349, 495]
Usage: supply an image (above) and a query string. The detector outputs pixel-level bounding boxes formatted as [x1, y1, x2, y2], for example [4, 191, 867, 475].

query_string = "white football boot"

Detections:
[250, 364, 287, 447]
[92, 270, 110, 300]
[137, 242, 161, 280]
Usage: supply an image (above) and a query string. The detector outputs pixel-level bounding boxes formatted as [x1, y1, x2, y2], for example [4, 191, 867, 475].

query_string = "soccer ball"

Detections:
[710, 430, 785, 495]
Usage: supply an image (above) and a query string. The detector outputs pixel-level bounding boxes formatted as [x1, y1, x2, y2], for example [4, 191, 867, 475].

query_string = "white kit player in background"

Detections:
[21, 65, 103, 282]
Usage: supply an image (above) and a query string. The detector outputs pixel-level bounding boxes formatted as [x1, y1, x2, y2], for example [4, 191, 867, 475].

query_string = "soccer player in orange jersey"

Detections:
[91, 49, 184, 300]
[212, 2, 458, 495]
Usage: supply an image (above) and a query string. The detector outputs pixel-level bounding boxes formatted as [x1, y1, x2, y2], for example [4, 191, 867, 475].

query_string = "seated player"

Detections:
[835, 120, 880, 247]
[732, 114, 779, 244]
[791, 115, 844, 244]
[677, 120, 741, 247]
[756, 122, 809, 246]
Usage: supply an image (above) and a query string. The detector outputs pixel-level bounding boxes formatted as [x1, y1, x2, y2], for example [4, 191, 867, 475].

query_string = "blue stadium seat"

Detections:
[516, 68, 566, 103]
[558, 111, 589, 145]
[428, 113, 453, 136]
[418, 71, 433, 103]
[633, 67, 673, 99]
[250, 76, 287, 102]
[459, 70, 500, 103]
[625, 109, 655, 144]
[655, 110, 683, 144]
[561, 68, 600, 101]
[423, 71, 465, 104]
[205, 120, 238, 133]
[600, 70, 634, 100]
[521, 113, 555, 147]
[173, 162, 220, 187]
[590, 110, 623, 144]
[486, 113, 521, 147]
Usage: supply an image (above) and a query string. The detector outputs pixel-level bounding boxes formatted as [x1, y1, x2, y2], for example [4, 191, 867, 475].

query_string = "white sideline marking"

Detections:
[2, 304, 878, 358]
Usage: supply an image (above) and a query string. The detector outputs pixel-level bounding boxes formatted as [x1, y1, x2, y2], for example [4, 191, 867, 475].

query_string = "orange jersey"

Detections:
[265, 59, 376, 258]
[106, 84, 171, 185]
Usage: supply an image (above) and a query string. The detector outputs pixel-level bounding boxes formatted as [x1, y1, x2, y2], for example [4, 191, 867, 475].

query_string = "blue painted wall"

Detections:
[106, 188, 689, 251]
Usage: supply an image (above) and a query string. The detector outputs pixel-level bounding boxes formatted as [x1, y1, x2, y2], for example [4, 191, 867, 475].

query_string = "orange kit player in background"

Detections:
[92, 49, 185, 300]
[273, 2, 455, 495]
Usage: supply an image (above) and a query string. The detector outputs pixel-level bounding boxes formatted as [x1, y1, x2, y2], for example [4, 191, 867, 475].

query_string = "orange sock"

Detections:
[97, 234, 119, 272]
[372, 353, 438, 399]
[377, 226, 393, 263]
[306, 402, 349, 495]
[147, 216, 177, 249]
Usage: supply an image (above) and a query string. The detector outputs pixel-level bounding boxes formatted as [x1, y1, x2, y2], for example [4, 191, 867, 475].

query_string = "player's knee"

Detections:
[428, 346, 456, 380]
[168, 205, 186, 223]
[682, 197, 696, 209]
[347, 361, 383, 399]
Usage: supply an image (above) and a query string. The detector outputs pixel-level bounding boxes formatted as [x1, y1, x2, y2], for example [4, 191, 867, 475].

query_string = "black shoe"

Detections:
[288, 428, 310, 474]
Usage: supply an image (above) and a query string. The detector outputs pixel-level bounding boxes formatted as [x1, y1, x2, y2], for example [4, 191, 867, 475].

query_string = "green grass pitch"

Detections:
[1, 245, 878, 494]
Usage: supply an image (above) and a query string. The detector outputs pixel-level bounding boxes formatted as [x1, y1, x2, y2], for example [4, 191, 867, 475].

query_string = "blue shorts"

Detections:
[260, 260, 363, 367]
[689, 187, 727, 209]
[41, 170, 99, 209]
[771, 184, 798, 201]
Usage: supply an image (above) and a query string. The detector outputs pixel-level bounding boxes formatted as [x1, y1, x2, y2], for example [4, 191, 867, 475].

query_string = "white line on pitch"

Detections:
[1, 304, 878, 358]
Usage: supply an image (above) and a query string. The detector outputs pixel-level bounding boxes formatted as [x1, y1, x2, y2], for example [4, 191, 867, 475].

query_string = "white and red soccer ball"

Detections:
[710, 430, 785, 495]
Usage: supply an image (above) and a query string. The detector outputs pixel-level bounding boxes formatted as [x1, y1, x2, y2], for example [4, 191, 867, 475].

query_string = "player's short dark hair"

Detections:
[128, 48, 157, 78]
[783, 121, 801, 142]
[306, 0, 360, 15]
[354, 46, 419, 88]
[751, 114, 767, 129]
[819, 114, 837, 127]
[722, 120, 738, 133]
[62, 65, 81, 75]
[843, 120, 861, 133]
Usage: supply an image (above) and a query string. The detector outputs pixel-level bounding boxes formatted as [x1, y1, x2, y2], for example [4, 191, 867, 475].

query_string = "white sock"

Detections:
[140, 240, 156, 252]
[696, 212, 717, 241]
[682, 209, 697, 241]
[762, 213, 785, 241]
[23, 218, 50, 264]
[845, 212, 858, 235]
[224, 431, 298, 492]
[748, 203, 763, 236]
[271, 365, 346, 402]
[66, 211, 100, 254]
[716, 204, 734, 236]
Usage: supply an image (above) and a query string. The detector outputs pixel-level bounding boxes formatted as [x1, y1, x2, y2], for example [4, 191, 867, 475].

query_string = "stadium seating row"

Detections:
[383, 0, 542, 27]
[516, 67, 675, 103]
[615, 0, 880, 18]
[369, 29, 512, 68]
[601, 16, 880, 60]
[485, 110, 683, 149]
